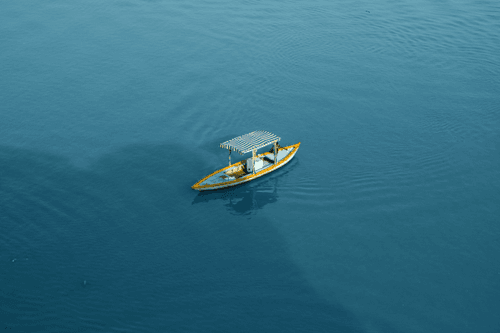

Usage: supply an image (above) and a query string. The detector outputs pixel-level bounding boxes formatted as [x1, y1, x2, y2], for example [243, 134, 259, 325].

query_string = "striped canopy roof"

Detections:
[220, 131, 281, 155]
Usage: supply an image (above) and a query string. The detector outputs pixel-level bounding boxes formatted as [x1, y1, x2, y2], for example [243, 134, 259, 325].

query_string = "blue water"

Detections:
[1, 0, 499, 332]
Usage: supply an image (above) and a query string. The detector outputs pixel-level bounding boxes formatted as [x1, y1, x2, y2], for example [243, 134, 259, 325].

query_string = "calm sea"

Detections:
[1, 0, 499, 332]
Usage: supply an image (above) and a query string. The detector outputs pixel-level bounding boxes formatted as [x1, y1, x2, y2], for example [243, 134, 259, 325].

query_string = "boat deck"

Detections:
[192, 143, 300, 191]
[201, 148, 293, 186]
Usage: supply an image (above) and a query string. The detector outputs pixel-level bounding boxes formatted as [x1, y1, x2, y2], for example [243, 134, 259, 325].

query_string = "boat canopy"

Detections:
[220, 130, 281, 155]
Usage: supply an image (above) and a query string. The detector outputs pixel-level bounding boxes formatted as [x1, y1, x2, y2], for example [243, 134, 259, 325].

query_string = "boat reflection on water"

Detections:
[191, 160, 297, 216]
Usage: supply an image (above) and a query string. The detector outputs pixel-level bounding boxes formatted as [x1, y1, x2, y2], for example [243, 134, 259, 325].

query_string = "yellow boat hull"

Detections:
[192, 142, 301, 191]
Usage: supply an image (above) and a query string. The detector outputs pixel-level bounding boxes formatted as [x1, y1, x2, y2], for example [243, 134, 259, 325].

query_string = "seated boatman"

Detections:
[268, 142, 281, 153]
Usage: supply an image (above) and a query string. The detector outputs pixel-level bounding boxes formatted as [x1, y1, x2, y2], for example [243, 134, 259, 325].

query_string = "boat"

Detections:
[192, 130, 301, 191]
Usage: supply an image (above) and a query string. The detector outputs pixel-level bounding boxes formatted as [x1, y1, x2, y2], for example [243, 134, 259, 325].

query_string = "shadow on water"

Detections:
[191, 160, 298, 216]
[0, 144, 395, 333]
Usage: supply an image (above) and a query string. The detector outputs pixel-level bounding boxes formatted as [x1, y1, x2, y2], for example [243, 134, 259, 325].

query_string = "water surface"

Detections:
[1, 0, 499, 332]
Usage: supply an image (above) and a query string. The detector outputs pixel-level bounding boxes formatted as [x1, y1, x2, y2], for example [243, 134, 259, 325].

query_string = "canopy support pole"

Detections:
[274, 142, 277, 164]
[252, 149, 256, 174]
[229, 148, 231, 166]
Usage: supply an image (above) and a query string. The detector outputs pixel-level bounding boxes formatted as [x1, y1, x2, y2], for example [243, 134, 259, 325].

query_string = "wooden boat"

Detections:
[192, 130, 301, 191]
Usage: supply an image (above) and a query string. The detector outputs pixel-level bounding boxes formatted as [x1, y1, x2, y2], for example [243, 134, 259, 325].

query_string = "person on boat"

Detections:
[269, 142, 281, 153]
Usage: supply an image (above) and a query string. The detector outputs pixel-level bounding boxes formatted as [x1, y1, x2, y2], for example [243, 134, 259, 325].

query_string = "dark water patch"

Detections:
[0, 145, 374, 332]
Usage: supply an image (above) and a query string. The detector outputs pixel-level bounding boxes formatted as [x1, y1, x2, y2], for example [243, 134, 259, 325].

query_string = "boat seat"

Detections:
[263, 153, 277, 163]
